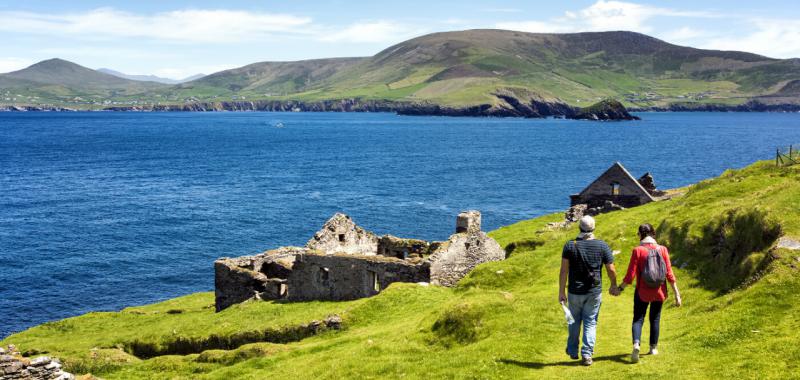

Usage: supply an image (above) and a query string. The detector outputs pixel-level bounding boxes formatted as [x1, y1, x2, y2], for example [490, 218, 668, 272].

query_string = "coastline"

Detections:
[3, 99, 799, 116]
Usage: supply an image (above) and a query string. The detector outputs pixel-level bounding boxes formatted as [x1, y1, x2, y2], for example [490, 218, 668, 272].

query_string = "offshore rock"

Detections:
[573, 99, 640, 121]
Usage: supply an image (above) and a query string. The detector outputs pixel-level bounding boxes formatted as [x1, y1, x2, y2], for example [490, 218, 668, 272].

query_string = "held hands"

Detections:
[608, 285, 621, 296]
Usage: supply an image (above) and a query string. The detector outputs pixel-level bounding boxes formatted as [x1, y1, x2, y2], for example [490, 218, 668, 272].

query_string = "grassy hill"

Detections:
[3, 30, 800, 110]
[158, 30, 800, 109]
[0, 59, 166, 106]
[3, 160, 800, 379]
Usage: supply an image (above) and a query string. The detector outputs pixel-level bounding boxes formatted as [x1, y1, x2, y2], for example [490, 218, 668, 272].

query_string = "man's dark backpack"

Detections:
[572, 240, 600, 287]
[641, 246, 667, 288]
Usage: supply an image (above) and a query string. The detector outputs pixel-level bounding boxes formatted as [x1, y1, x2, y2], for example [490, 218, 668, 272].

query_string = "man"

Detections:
[558, 215, 618, 366]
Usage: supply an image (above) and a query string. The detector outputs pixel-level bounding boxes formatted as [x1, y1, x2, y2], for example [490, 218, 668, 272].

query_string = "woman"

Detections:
[617, 223, 682, 363]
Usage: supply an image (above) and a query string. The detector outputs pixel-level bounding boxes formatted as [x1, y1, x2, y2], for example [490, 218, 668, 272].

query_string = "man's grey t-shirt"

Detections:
[562, 238, 614, 295]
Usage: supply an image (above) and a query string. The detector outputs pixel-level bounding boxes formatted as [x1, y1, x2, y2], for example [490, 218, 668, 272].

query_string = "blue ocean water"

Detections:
[1, 111, 799, 338]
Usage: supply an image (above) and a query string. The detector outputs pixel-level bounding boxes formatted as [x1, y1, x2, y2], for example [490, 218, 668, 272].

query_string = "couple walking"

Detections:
[558, 215, 682, 366]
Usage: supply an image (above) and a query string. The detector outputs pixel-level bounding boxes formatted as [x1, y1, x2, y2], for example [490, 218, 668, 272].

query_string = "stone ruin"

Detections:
[0, 345, 74, 380]
[214, 211, 505, 311]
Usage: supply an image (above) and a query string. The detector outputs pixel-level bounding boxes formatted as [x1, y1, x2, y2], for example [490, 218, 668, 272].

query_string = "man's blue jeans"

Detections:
[566, 291, 602, 358]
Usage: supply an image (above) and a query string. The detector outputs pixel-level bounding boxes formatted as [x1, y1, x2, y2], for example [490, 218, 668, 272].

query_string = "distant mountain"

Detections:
[180, 57, 366, 93]
[158, 30, 800, 109]
[3, 30, 800, 110]
[97, 68, 205, 84]
[0, 59, 166, 103]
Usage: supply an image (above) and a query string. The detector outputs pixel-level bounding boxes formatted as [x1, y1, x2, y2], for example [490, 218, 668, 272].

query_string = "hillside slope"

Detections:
[3, 30, 800, 111]
[0, 59, 166, 105]
[3, 160, 799, 379]
[157, 30, 799, 110]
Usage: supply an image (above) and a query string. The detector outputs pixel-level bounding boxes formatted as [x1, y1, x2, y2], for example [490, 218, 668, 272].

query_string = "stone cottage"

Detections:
[570, 162, 663, 209]
[214, 211, 505, 311]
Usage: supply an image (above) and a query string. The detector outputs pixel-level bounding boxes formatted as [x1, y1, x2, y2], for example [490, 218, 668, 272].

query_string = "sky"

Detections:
[1, 0, 799, 79]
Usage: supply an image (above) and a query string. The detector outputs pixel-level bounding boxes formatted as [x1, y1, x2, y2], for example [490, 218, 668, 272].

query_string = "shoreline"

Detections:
[2, 102, 800, 115]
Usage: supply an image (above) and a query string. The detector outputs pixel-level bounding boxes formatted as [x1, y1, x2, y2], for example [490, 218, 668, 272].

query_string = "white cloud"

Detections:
[0, 57, 33, 74]
[320, 21, 424, 43]
[496, 0, 714, 34]
[0, 8, 313, 43]
[703, 18, 800, 58]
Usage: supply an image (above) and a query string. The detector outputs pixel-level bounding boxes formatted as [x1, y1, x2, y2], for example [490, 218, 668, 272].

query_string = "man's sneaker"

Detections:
[582, 356, 593, 366]
[631, 343, 641, 363]
[648, 346, 658, 356]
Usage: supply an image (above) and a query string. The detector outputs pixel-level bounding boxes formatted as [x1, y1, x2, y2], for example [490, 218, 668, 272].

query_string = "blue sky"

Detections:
[1, 0, 799, 79]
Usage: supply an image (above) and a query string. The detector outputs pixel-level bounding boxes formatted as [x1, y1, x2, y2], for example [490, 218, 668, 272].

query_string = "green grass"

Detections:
[3, 161, 800, 379]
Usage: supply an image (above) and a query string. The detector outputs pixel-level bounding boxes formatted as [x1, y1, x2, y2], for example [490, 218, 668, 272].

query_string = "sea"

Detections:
[1, 111, 799, 339]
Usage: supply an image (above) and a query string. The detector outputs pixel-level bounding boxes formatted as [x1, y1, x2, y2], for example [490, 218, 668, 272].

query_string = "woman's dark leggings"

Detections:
[632, 291, 663, 346]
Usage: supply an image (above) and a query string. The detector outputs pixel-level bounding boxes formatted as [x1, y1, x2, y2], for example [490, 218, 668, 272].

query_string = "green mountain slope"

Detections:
[2, 30, 800, 109]
[4, 160, 800, 379]
[146, 30, 800, 109]
[0, 59, 166, 105]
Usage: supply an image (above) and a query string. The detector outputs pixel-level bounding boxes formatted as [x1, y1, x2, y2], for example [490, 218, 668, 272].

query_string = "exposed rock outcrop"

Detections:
[565, 204, 588, 223]
[631, 100, 800, 112]
[0, 345, 74, 380]
[573, 99, 640, 121]
[94, 91, 640, 120]
[777, 237, 800, 250]
[0, 105, 76, 112]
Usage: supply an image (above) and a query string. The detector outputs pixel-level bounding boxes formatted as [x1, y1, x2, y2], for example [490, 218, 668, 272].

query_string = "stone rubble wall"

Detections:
[377, 235, 434, 260]
[214, 247, 308, 311]
[306, 213, 379, 256]
[428, 231, 505, 287]
[456, 211, 482, 234]
[0, 345, 74, 380]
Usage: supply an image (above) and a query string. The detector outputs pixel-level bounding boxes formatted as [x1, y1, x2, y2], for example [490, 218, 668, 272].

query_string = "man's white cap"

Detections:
[579, 215, 596, 232]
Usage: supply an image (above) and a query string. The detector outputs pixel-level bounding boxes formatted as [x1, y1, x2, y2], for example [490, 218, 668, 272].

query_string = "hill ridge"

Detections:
[1, 29, 799, 110]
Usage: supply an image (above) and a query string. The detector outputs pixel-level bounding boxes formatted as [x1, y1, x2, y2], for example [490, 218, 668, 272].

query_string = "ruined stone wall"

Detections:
[428, 231, 505, 287]
[377, 235, 432, 260]
[456, 210, 481, 234]
[214, 247, 307, 311]
[0, 345, 74, 380]
[306, 213, 379, 255]
[287, 254, 430, 301]
[215, 211, 507, 308]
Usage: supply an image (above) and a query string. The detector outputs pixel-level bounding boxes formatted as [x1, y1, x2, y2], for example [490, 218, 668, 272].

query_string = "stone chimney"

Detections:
[456, 210, 481, 234]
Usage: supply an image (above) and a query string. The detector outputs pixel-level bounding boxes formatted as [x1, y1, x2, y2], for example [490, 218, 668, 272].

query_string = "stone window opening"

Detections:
[465, 242, 471, 249]
[611, 182, 621, 196]
[338, 234, 346, 242]
[279, 283, 288, 297]
[317, 267, 330, 286]
[369, 271, 380, 292]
